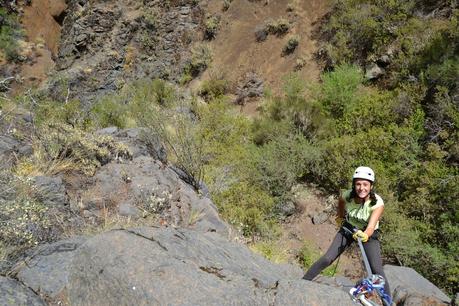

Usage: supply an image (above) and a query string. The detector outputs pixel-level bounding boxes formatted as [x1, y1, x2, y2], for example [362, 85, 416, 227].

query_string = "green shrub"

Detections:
[214, 181, 279, 239]
[91, 96, 129, 128]
[184, 43, 212, 78]
[204, 15, 220, 40]
[282, 35, 299, 55]
[266, 18, 290, 36]
[0, 8, 23, 61]
[250, 241, 288, 263]
[251, 133, 316, 198]
[319, 64, 363, 119]
[199, 78, 228, 101]
[260, 73, 328, 138]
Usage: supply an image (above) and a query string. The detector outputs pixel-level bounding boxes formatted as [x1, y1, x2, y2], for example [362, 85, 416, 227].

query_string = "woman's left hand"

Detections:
[353, 230, 369, 242]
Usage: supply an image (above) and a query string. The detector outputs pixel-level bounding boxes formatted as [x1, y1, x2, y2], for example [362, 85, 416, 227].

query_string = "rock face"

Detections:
[385, 265, 451, 305]
[13, 227, 356, 306]
[52, 0, 204, 103]
[79, 154, 228, 235]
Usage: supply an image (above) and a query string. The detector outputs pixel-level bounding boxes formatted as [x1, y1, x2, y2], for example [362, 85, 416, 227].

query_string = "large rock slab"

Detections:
[0, 276, 46, 306]
[50, 227, 354, 306]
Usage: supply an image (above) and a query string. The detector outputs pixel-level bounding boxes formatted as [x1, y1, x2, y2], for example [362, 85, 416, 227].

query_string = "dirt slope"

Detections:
[194, 0, 328, 112]
[11, 0, 66, 94]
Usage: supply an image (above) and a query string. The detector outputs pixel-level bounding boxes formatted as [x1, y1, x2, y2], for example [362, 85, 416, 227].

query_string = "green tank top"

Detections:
[342, 189, 384, 230]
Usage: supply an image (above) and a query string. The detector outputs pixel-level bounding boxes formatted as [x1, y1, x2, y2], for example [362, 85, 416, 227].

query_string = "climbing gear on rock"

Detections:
[343, 226, 392, 306]
[353, 230, 369, 243]
[353, 166, 375, 183]
[349, 275, 391, 306]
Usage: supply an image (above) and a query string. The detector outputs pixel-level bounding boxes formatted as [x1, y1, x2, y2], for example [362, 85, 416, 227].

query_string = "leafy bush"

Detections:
[266, 18, 290, 36]
[204, 15, 220, 40]
[199, 78, 229, 101]
[184, 43, 212, 78]
[251, 133, 315, 198]
[282, 35, 299, 55]
[319, 64, 363, 119]
[91, 96, 130, 128]
[214, 181, 279, 239]
[0, 8, 23, 61]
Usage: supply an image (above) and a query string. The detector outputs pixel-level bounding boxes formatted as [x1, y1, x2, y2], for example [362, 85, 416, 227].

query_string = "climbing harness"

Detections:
[343, 227, 393, 306]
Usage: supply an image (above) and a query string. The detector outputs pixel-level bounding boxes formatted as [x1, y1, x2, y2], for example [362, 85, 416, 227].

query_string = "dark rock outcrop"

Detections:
[32, 176, 68, 207]
[13, 227, 356, 305]
[79, 155, 228, 235]
[235, 72, 264, 105]
[0, 135, 20, 169]
[52, 0, 204, 103]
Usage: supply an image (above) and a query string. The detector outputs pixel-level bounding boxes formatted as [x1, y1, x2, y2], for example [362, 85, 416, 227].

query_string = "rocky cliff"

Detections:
[0, 1, 455, 305]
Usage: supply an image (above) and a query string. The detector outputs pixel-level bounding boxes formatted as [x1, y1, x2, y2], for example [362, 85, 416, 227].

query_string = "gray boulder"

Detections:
[80, 155, 229, 235]
[32, 176, 68, 207]
[0, 276, 46, 306]
[311, 212, 328, 225]
[365, 63, 385, 80]
[235, 72, 264, 105]
[385, 264, 451, 305]
[115, 128, 167, 162]
[118, 201, 142, 218]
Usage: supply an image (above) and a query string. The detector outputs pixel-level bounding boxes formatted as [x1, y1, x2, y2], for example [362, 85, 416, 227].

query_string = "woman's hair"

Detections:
[347, 181, 377, 206]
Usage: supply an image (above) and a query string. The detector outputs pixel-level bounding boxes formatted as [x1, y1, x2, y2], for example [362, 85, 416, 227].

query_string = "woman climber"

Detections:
[302, 166, 391, 298]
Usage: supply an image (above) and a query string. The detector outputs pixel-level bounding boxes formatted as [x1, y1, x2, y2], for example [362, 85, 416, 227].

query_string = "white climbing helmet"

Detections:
[353, 166, 375, 183]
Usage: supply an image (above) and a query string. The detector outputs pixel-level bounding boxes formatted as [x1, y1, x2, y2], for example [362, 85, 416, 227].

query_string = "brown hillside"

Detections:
[194, 0, 328, 105]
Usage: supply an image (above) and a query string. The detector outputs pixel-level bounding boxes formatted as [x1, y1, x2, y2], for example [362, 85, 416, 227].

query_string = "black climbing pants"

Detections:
[302, 227, 391, 296]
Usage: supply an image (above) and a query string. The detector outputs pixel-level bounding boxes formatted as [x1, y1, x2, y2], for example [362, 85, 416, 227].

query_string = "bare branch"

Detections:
[0, 77, 14, 91]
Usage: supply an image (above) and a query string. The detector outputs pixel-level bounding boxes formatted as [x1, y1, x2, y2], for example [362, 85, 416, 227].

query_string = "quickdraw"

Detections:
[349, 274, 392, 306]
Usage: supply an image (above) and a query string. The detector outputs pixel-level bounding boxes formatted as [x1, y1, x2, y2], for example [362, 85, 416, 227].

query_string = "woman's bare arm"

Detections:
[364, 205, 384, 237]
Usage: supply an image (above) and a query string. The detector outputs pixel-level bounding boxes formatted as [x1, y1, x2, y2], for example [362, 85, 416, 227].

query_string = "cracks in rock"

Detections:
[121, 229, 168, 252]
[199, 266, 226, 280]
[268, 280, 280, 306]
